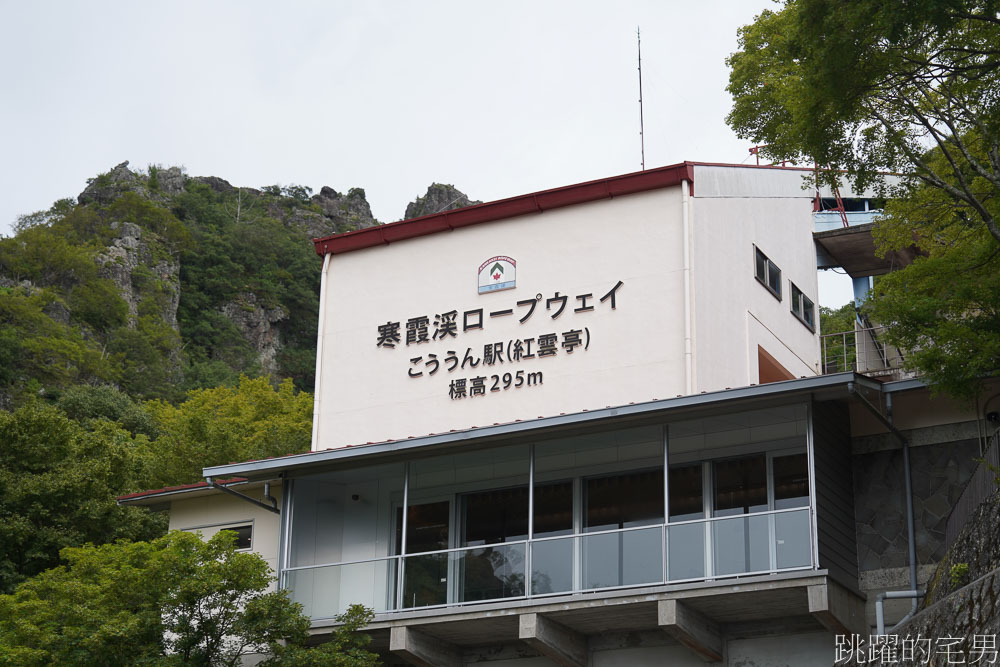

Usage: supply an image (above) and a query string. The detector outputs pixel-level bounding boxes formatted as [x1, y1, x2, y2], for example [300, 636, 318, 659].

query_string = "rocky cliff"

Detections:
[0, 161, 480, 403]
[404, 183, 482, 220]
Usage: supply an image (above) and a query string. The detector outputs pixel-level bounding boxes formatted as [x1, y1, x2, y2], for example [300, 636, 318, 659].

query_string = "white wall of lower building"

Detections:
[168, 486, 282, 588]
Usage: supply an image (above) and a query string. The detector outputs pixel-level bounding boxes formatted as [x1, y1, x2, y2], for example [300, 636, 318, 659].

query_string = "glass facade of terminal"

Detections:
[280, 404, 814, 620]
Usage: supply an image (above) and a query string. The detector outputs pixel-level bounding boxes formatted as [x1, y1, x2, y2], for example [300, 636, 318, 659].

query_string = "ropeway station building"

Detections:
[121, 162, 991, 666]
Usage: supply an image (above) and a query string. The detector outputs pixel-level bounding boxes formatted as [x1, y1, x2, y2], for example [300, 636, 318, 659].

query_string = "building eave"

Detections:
[312, 162, 696, 257]
[117, 477, 251, 506]
[204, 372, 866, 481]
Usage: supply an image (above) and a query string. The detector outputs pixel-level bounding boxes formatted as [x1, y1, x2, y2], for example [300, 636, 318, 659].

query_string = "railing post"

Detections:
[527, 443, 534, 598]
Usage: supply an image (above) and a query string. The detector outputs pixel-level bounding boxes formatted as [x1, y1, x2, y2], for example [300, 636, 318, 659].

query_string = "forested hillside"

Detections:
[0, 161, 476, 593]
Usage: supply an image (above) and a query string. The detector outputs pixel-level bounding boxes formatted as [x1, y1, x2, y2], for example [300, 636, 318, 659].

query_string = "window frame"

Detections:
[789, 282, 816, 331]
[753, 246, 782, 301]
[180, 520, 254, 551]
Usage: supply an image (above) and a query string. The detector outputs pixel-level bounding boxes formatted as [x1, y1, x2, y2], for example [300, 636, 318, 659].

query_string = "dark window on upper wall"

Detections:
[790, 283, 815, 331]
[754, 246, 782, 300]
[585, 469, 664, 532]
[231, 524, 252, 550]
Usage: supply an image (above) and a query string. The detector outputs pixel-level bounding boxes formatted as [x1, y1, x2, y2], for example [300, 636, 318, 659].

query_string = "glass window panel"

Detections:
[582, 526, 662, 590]
[669, 464, 703, 521]
[585, 469, 663, 532]
[535, 426, 662, 480]
[401, 553, 448, 608]
[775, 509, 812, 569]
[713, 455, 768, 517]
[289, 463, 404, 568]
[791, 284, 803, 316]
[668, 405, 807, 458]
[231, 524, 252, 550]
[768, 262, 781, 295]
[286, 559, 397, 619]
[773, 453, 809, 509]
[533, 481, 573, 538]
[668, 522, 706, 581]
[395, 501, 450, 554]
[409, 444, 528, 496]
[458, 543, 525, 602]
[803, 296, 815, 328]
[461, 486, 528, 546]
[755, 248, 767, 281]
[713, 514, 770, 575]
[531, 537, 574, 595]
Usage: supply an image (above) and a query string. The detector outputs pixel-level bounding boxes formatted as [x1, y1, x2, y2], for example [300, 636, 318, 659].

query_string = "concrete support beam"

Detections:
[658, 599, 723, 663]
[808, 582, 866, 637]
[389, 626, 463, 667]
[518, 613, 588, 667]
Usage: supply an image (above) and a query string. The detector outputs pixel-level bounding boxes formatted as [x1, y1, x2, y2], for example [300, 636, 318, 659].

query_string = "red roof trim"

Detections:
[117, 477, 247, 502]
[313, 162, 697, 257]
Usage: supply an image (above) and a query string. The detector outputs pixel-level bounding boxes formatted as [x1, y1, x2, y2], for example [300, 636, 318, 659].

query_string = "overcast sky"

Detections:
[0, 0, 854, 305]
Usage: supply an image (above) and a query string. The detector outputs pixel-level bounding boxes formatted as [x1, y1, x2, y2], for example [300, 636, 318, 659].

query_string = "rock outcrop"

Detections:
[219, 293, 287, 376]
[78, 161, 143, 206]
[404, 183, 481, 220]
[94, 221, 180, 330]
[192, 176, 237, 195]
[155, 166, 186, 196]
[310, 186, 378, 234]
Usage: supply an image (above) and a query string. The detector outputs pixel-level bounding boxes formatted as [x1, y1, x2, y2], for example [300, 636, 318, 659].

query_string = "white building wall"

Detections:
[691, 166, 820, 388]
[315, 188, 689, 451]
[314, 166, 826, 451]
[169, 486, 282, 589]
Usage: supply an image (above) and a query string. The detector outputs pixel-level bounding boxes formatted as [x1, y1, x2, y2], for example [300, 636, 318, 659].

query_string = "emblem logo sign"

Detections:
[478, 256, 516, 294]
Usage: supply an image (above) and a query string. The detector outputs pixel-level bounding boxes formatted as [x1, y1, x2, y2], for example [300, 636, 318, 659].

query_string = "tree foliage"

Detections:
[144, 375, 313, 486]
[728, 0, 1000, 230]
[0, 531, 378, 666]
[0, 166, 324, 405]
[0, 402, 165, 594]
[866, 157, 1000, 399]
[728, 0, 1000, 398]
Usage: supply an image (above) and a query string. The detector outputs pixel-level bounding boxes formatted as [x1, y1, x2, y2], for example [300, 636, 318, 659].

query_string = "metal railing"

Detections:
[821, 325, 915, 381]
[280, 507, 813, 620]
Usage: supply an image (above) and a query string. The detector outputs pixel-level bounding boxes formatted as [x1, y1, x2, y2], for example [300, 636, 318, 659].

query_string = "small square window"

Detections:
[790, 282, 815, 331]
[754, 247, 782, 300]
[225, 524, 253, 550]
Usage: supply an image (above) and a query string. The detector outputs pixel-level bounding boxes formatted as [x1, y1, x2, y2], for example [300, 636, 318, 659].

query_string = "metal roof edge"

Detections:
[117, 478, 250, 505]
[203, 372, 857, 480]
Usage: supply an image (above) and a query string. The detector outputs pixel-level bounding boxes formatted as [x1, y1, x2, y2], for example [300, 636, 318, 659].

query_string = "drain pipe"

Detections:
[875, 590, 925, 635]
[848, 382, 923, 629]
[681, 178, 693, 395]
[888, 392, 921, 628]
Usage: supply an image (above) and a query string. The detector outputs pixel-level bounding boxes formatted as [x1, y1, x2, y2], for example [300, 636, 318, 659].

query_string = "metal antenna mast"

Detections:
[637, 26, 645, 171]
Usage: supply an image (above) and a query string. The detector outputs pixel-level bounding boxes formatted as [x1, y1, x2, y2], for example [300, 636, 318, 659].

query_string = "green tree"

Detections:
[0, 402, 164, 594]
[144, 376, 313, 486]
[727, 0, 1000, 398]
[56, 384, 160, 438]
[864, 170, 1000, 400]
[0, 531, 378, 666]
[727, 0, 1000, 236]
